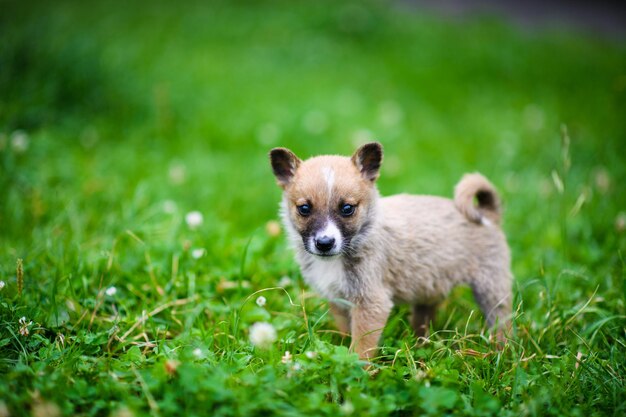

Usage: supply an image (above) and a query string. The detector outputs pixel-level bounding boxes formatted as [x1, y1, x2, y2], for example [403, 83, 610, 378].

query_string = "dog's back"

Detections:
[377, 193, 511, 308]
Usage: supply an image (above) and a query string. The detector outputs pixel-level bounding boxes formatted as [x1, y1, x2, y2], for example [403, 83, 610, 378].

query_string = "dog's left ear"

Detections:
[352, 142, 383, 182]
[270, 147, 301, 188]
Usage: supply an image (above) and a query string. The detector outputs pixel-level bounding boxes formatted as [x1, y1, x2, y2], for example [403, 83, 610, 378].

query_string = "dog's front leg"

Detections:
[349, 296, 392, 360]
[329, 302, 351, 335]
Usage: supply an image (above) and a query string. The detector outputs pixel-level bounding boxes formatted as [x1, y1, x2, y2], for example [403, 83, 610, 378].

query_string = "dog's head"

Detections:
[270, 142, 382, 257]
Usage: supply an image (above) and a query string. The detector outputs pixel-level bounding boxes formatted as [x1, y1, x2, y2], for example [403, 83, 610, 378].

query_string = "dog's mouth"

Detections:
[306, 249, 342, 258]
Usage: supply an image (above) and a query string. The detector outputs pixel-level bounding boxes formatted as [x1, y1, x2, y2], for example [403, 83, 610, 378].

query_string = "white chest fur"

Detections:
[299, 255, 347, 300]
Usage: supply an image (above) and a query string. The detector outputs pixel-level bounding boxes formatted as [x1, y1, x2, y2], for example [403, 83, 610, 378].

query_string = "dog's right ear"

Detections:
[270, 148, 301, 188]
[352, 142, 383, 182]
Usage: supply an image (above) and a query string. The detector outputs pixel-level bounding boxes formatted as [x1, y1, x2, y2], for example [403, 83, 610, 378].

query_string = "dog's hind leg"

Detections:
[411, 304, 437, 338]
[471, 267, 513, 344]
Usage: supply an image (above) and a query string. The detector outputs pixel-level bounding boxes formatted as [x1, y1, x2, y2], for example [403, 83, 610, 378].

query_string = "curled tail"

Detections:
[454, 173, 501, 225]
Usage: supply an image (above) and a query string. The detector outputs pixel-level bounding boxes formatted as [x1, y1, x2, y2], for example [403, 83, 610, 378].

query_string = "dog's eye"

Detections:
[340, 204, 356, 217]
[297, 204, 312, 216]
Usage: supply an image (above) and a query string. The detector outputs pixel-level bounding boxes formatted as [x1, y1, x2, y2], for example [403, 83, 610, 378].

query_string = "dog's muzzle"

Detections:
[314, 236, 335, 253]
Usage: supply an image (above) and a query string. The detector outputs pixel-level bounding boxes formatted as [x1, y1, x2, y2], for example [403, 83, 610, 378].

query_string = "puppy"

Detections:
[270, 142, 512, 360]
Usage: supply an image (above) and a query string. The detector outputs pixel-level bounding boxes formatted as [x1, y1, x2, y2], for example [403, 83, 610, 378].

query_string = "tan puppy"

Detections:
[270, 142, 512, 360]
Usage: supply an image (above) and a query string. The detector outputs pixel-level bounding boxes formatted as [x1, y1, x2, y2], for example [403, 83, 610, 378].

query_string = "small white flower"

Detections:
[616, 212, 626, 233]
[340, 401, 355, 415]
[18, 316, 32, 336]
[11, 130, 29, 153]
[256, 296, 267, 308]
[168, 162, 186, 185]
[281, 351, 292, 364]
[594, 167, 610, 193]
[111, 406, 134, 417]
[249, 322, 277, 349]
[0, 280, 5, 290]
[192, 348, 204, 359]
[163, 200, 177, 214]
[105, 286, 117, 296]
[305, 351, 317, 359]
[185, 211, 204, 229]
[278, 276, 292, 287]
[286, 359, 303, 378]
[191, 248, 206, 259]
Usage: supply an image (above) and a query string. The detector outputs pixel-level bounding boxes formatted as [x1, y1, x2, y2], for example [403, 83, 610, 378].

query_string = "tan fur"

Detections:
[454, 173, 501, 225]
[270, 143, 513, 361]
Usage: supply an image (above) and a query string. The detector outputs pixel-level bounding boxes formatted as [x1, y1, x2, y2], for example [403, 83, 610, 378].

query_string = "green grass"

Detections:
[1, 0, 625, 416]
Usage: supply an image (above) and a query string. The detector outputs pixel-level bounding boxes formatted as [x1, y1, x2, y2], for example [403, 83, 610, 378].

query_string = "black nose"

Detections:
[315, 236, 335, 252]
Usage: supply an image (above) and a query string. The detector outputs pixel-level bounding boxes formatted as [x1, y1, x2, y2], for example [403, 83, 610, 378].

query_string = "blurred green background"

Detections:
[1, 0, 625, 415]
[2, 0, 624, 277]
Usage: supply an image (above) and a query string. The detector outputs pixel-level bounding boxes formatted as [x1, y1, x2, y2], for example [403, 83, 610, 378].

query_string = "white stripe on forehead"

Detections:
[321, 166, 335, 197]
[317, 219, 341, 241]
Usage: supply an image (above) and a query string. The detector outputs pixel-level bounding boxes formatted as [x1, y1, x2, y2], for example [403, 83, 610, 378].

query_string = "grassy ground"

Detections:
[1, 1, 625, 416]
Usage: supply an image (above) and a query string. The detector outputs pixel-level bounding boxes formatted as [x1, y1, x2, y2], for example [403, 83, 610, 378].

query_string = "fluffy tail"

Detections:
[454, 173, 501, 225]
